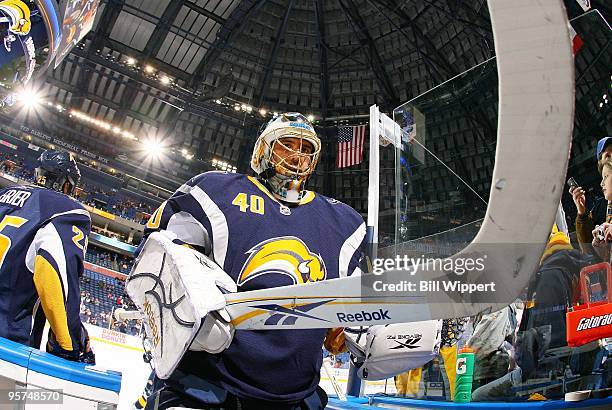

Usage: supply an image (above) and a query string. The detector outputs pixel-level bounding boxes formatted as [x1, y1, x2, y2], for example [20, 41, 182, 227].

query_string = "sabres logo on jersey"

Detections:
[0, 0, 31, 35]
[238, 237, 326, 286]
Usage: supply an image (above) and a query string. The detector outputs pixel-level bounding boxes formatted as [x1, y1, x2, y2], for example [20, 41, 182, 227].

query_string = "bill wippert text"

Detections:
[371, 280, 496, 294]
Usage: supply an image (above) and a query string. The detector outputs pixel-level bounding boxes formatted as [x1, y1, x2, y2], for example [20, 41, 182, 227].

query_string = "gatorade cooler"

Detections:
[566, 262, 612, 347]
[454, 346, 475, 403]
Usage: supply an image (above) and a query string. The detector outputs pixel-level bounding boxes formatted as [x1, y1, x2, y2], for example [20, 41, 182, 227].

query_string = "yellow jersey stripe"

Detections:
[33, 254, 72, 350]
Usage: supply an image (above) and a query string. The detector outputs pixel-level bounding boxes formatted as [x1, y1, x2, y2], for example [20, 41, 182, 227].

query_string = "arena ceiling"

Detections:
[8, 0, 611, 191]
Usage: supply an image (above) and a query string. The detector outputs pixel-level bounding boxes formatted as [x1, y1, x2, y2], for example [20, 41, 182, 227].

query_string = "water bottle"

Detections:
[454, 346, 475, 403]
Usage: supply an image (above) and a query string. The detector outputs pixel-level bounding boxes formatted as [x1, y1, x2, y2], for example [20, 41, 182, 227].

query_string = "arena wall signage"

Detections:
[0, 139, 17, 149]
[20, 125, 109, 164]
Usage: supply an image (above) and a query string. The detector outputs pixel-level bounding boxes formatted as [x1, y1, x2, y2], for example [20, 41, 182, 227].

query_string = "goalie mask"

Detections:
[250, 113, 321, 203]
[35, 150, 81, 195]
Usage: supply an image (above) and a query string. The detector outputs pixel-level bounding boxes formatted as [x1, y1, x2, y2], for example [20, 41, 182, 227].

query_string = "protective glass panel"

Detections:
[381, 58, 496, 261]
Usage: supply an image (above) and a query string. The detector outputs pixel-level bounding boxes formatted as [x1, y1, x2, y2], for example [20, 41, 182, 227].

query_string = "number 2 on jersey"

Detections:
[72, 226, 88, 256]
[232, 193, 264, 215]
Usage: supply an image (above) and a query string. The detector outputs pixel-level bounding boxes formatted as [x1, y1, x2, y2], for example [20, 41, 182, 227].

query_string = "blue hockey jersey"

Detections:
[0, 185, 90, 352]
[143, 171, 366, 403]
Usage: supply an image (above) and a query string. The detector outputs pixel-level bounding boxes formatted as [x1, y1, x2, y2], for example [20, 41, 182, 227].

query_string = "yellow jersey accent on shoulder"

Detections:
[147, 201, 167, 229]
[238, 237, 326, 287]
[300, 191, 316, 204]
[247, 176, 315, 205]
[247, 176, 276, 202]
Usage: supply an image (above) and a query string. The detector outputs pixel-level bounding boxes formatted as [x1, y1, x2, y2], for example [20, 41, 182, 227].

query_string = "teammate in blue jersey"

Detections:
[138, 113, 365, 410]
[0, 150, 94, 363]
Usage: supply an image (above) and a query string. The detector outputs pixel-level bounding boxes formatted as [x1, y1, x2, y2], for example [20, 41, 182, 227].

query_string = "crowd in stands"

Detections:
[90, 225, 133, 244]
[0, 152, 157, 224]
[79, 269, 143, 336]
[85, 244, 133, 275]
[79, 181, 155, 223]
[79, 244, 140, 335]
[0, 154, 34, 180]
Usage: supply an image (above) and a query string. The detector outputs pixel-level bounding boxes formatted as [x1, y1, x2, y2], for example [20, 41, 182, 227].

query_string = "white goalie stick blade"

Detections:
[226, 0, 575, 330]
[113, 308, 143, 321]
[225, 276, 435, 329]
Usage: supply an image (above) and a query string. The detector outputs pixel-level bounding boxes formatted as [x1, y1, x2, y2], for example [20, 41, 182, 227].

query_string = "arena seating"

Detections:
[0, 151, 159, 223]
[85, 245, 133, 275]
[79, 256, 141, 336]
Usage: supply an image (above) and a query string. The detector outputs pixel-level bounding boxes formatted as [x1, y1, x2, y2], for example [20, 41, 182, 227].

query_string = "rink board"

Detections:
[327, 396, 612, 409]
[0, 336, 122, 406]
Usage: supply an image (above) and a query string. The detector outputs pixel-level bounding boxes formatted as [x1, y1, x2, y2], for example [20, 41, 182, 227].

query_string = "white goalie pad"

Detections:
[126, 231, 237, 379]
[345, 320, 442, 380]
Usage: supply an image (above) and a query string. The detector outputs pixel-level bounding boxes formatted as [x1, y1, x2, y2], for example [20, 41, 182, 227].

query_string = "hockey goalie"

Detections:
[128, 113, 367, 410]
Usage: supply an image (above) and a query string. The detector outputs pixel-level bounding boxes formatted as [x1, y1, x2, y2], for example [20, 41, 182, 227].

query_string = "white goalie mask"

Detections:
[250, 113, 321, 203]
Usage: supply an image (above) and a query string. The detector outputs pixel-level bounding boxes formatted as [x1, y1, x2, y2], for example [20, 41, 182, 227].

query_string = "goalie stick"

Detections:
[223, 0, 575, 330]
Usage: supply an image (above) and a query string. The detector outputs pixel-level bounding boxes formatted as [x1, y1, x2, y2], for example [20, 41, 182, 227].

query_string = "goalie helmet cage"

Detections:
[347, 0, 575, 398]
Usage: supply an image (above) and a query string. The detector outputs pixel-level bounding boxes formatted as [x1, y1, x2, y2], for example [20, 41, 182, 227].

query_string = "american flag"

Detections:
[336, 124, 367, 168]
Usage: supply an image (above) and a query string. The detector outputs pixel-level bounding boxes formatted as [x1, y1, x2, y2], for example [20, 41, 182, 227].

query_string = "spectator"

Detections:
[592, 159, 612, 262]
[473, 227, 597, 401]
[571, 136, 612, 253]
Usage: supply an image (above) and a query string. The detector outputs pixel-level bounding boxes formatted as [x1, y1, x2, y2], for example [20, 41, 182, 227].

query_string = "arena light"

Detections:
[145, 65, 155, 73]
[69, 105, 140, 140]
[126, 57, 136, 65]
[307, 114, 315, 122]
[143, 139, 164, 157]
[160, 76, 171, 85]
[17, 88, 43, 109]
[259, 108, 267, 116]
